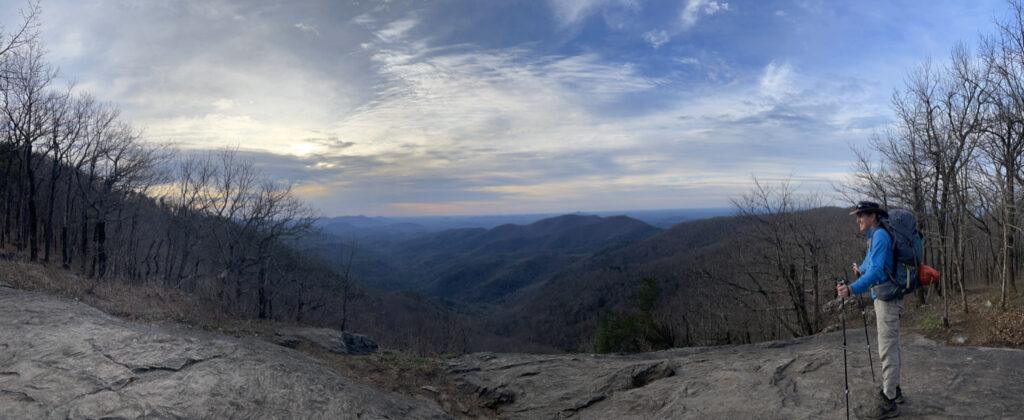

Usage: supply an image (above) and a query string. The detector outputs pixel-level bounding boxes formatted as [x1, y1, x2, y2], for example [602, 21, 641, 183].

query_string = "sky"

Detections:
[0, 0, 1011, 216]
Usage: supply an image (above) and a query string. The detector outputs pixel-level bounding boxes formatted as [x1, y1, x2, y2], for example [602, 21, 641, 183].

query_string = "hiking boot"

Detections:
[864, 390, 900, 419]
[893, 386, 904, 404]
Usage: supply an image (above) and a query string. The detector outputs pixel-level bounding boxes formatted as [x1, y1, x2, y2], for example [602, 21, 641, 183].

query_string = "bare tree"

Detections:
[0, 1, 39, 60]
[730, 177, 832, 337]
[980, 2, 1024, 309]
[39, 85, 75, 263]
[0, 42, 57, 261]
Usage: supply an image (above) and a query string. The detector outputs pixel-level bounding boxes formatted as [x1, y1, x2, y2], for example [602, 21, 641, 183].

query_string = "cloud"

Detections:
[639, 0, 733, 49]
[351, 13, 375, 26]
[183, 0, 247, 21]
[294, 22, 320, 36]
[310, 24, 879, 215]
[375, 18, 418, 43]
[50, 31, 84, 61]
[681, 0, 730, 29]
[759, 60, 795, 100]
[643, 30, 670, 49]
[35, 1, 369, 162]
[337, 45, 657, 163]
[546, 0, 638, 27]
[28, 0, 912, 216]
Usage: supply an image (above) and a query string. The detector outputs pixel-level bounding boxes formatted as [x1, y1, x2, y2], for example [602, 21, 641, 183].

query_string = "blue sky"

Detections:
[1, 0, 1009, 216]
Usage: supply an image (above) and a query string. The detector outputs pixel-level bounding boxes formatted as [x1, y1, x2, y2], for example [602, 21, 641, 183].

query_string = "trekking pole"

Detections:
[856, 294, 876, 382]
[852, 264, 877, 383]
[837, 278, 850, 420]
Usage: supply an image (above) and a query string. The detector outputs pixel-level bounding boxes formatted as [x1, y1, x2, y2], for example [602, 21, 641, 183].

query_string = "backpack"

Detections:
[872, 209, 925, 300]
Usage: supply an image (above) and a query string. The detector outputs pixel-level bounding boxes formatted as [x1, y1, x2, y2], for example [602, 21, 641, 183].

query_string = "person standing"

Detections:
[838, 201, 904, 419]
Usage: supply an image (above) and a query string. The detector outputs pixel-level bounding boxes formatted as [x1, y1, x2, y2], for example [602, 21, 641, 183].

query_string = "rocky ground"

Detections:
[0, 284, 452, 419]
[445, 331, 1024, 419]
[3, 266, 1024, 419]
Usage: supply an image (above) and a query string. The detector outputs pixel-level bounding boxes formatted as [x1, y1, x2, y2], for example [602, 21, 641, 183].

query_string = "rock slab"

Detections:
[0, 287, 451, 419]
[447, 331, 1024, 419]
[276, 327, 379, 355]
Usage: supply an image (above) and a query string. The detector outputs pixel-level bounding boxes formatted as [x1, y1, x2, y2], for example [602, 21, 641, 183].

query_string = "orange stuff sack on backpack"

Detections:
[918, 264, 939, 286]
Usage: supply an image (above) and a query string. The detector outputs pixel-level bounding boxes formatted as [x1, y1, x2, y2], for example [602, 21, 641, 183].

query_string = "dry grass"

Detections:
[903, 284, 1024, 349]
[304, 345, 491, 418]
[0, 254, 202, 323]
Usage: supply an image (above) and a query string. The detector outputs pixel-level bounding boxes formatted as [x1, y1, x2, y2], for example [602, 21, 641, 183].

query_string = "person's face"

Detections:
[856, 212, 876, 232]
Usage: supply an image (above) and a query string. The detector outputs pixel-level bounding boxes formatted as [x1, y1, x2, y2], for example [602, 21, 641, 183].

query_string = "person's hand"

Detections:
[837, 284, 851, 298]
[852, 263, 862, 277]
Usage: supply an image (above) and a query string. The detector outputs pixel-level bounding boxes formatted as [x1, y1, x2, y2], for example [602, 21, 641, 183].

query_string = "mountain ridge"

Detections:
[317, 214, 663, 304]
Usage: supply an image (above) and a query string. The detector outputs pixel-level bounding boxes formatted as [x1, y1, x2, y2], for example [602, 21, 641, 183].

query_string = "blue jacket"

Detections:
[850, 226, 894, 296]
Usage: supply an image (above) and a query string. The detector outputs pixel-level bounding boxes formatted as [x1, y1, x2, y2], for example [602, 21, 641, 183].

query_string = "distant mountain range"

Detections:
[491, 206, 857, 350]
[306, 207, 857, 352]
[313, 208, 733, 239]
[309, 214, 664, 303]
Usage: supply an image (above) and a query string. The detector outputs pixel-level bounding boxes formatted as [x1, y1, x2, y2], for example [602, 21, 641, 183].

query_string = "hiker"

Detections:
[837, 201, 904, 419]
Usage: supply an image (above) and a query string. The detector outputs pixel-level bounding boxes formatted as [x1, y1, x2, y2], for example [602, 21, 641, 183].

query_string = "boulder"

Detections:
[0, 287, 450, 419]
[275, 327, 379, 355]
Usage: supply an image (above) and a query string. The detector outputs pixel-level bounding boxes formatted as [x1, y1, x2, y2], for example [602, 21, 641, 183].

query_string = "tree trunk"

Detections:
[1, 154, 12, 248]
[79, 208, 89, 274]
[1002, 173, 1014, 311]
[1007, 171, 1017, 295]
[95, 215, 107, 279]
[43, 159, 59, 263]
[22, 140, 38, 261]
[257, 259, 269, 319]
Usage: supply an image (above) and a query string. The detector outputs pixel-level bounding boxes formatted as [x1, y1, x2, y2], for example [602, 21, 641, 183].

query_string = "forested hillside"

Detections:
[307, 214, 661, 302]
[482, 206, 863, 351]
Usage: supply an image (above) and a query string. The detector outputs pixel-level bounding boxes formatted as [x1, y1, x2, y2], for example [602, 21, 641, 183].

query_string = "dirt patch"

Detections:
[305, 346, 494, 419]
[902, 285, 1024, 349]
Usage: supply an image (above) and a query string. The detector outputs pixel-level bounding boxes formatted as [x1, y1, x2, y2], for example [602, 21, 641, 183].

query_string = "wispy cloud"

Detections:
[546, 0, 639, 27]
[681, 0, 731, 29]
[375, 18, 418, 43]
[294, 22, 320, 36]
[759, 60, 795, 100]
[643, 30, 670, 49]
[337, 46, 657, 161]
[351, 13, 375, 26]
[640, 0, 733, 48]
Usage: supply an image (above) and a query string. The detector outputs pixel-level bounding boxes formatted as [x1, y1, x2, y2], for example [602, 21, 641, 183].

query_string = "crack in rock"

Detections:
[1, 389, 36, 402]
[769, 358, 796, 386]
[477, 385, 516, 409]
[628, 362, 676, 389]
[562, 394, 606, 415]
[798, 358, 828, 374]
[129, 355, 223, 374]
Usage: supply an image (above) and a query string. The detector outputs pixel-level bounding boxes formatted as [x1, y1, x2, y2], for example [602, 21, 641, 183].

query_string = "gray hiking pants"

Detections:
[874, 296, 904, 400]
